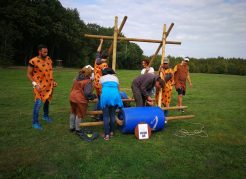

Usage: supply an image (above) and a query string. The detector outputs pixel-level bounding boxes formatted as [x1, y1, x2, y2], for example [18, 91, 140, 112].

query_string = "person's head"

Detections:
[102, 67, 116, 76]
[181, 57, 189, 65]
[162, 57, 169, 69]
[79, 66, 92, 78]
[142, 59, 150, 68]
[37, 44, 48, 59]
[155, 77, 165, 89]
[101, 50, 109, 62]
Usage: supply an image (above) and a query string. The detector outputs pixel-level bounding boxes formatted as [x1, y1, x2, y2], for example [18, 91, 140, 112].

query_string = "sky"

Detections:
[59, 0, 246, 58]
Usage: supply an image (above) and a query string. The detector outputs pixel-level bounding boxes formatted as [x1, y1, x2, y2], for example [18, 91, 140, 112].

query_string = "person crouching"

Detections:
[99, 68, 123, 141]
[69, 66, 96, 133]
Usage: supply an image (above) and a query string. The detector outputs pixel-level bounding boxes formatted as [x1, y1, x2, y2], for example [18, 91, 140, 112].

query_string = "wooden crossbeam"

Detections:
[86, 106, 188, 115]
[89, 98, 136, 103]
[84, 34, 181, 45]
[80, 114, 195, 127]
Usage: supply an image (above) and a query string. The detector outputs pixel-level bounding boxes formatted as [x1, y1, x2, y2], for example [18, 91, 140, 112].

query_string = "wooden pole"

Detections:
[80, 121, 103, 127]
[108, 16, 127, 55]
[112, 16, 118, 71]
[84, 34, 181, 45]
[86, 106, 188, 115]
[158, 24, 167, 107]
[80, 115, 195, 127]
[148, 23, 174, 68]
[166, 115, 195, 121]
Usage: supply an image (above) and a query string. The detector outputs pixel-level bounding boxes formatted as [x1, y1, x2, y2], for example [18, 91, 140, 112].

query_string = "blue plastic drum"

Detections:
[118, 107, 165, 133]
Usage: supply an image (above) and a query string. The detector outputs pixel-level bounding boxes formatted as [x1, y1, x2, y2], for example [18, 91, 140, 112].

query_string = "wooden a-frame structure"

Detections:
[83, 16, 194, 127]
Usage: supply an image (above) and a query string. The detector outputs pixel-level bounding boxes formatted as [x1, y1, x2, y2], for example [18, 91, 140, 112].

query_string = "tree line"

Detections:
[151, 56, 246, 76]
[0, 0, 143, 69]
[1, 0, 245, 75]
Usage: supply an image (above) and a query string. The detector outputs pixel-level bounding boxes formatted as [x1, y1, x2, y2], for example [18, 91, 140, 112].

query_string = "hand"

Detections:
[35, 84, 42, 93]
[100, 38, 103, 44]
[189, 83, 192, 89]
[146, 96, 152, 102]
[53, 81, 58, 87]
[146, 100, 154, 106]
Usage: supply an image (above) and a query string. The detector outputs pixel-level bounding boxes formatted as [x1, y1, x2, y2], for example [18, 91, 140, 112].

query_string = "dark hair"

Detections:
[102, 67, 116, 76]
[142, 59, 150, 65]
[37, 44, 47, 51]
[101, 50, 109, 59]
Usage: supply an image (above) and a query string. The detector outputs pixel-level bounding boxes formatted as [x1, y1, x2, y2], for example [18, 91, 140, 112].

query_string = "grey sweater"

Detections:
[132, 73, 158, 98]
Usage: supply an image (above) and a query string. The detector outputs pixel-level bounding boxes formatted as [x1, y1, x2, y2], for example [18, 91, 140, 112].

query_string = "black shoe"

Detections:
[69, 128, 76, 132]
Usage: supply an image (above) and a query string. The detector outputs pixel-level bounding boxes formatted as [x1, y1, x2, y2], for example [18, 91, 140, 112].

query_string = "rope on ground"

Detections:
[174, 122, 208, 138]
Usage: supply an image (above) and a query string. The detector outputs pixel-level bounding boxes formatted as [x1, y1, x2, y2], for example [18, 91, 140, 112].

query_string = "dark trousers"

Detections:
[131, 83, 146, 107]
[102, 106, 116, 135]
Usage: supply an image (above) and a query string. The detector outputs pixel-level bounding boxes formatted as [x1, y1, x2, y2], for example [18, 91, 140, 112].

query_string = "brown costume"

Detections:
[174, 63, 189, 91]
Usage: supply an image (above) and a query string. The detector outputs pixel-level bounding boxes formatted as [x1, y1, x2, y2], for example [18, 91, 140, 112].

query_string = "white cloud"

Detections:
[60, 0, 246, 58]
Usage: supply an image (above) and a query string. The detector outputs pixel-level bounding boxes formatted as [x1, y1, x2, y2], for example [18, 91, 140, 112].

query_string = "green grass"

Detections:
[0, 68, 246, 178]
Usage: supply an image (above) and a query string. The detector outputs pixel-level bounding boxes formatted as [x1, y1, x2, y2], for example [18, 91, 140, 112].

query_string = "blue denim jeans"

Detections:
[102, 106, 116, 135]
[32, 99, 49, 124]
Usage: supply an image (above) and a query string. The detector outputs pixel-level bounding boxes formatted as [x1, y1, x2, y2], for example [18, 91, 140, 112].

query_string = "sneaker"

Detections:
[179, 109, 185, 113]
[43, 116, 52, 123]
[32, 123, 43, 130]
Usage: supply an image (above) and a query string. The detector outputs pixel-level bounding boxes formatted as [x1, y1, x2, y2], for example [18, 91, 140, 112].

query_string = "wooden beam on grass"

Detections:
[80, 115, 195, 127]
[166, 115, 195, 121]
[84, 34, 181, 45]
[86, 106, 188, 115]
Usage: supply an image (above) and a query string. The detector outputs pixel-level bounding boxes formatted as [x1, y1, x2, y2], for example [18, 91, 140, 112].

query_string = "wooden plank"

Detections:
[84, 34, 181, 45]
[112, 16, 118, 71]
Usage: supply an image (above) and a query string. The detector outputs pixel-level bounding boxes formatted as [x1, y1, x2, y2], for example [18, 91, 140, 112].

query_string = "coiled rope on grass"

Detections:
[174, 122, 208, 138]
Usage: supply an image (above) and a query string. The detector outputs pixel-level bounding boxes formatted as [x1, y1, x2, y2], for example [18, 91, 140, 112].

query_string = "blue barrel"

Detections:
[118, 107, 165, 133]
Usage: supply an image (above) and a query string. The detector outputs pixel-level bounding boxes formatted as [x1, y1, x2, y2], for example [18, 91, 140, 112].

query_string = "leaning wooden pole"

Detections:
[108, 16, 127, 55]
[149, 23, 174, 68]
[158, 24, 167, 107]
[112, 16, 118, 71]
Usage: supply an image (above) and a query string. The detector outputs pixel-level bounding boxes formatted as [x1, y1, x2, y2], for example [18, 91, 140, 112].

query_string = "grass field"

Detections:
[0, 68, 246, 178]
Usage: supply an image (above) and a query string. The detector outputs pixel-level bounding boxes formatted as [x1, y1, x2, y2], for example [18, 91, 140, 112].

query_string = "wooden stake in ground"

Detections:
[112, 16, 118, 71]
[158, 24, 167, 107]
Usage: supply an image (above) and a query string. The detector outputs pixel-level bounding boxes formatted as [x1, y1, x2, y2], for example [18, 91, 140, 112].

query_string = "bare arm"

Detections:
[97, 39, 103, 52]
[187, 71, 192, 88]
[27, 66, 34, 82]
[27, 65, 42, 92]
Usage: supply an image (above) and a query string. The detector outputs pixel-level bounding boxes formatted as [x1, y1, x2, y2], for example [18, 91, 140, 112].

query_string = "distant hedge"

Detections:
[151, 56, 246, 76]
